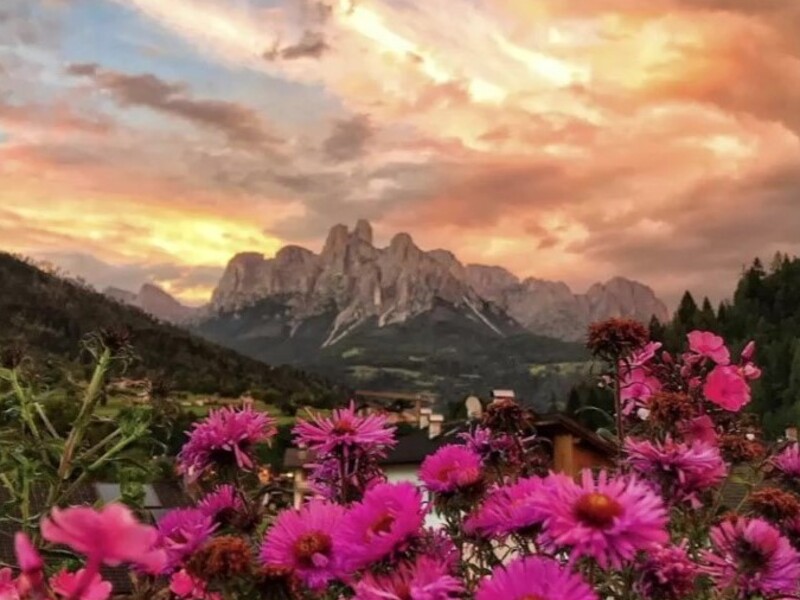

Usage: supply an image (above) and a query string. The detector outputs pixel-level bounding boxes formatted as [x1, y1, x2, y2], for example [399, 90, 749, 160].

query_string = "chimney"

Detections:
[428, 414, 444, 439]
[465, 395, 483, 420]
[419, 407, 432, 429]
[787, 427, 798, 442]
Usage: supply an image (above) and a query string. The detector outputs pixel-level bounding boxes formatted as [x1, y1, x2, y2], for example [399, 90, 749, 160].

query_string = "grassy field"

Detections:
[528, 361, 594, 377]
[95, 394, 299, 425]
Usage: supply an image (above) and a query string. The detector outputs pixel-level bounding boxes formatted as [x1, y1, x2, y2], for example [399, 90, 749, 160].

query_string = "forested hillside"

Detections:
[0, 253, 344, 405]
[654, 253, 800, 436]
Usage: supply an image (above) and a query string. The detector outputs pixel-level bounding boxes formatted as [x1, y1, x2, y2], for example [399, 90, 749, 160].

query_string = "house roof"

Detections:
[284, 428, 449, 469]
[284, 413, 617, 470]
[531, 413, 618, 456]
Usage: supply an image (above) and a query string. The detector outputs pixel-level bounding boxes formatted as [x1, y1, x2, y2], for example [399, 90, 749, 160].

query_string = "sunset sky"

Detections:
[2, 0, 799, 307]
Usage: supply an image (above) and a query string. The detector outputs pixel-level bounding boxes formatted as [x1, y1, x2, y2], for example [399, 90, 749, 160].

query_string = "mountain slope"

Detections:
[196, 295, 587, 407]
[192, 219, 662, 406]
[0, 253, 343, 402]
[105, 283, 201, 324]
[465, 265, 668, 341]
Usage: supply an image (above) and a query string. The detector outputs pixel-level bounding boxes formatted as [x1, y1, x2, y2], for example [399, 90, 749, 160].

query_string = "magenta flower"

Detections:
[0, 568, 18, 600]
[157, 508, 216, 571]
[41, 504, 166, 572]
[260, 501, 346, 590]
[533, 470, 668, 569]
[293, 402, 396, 455]
[705, 517, 800, 597]
[339, 482, 425, 570]
[688, 330, 731, 365]
[679, 415, 718, 445]
[12, 534, 44, 599]
[178, 406, 276, 480]
[419, 445, 482, 493]
[354, 556, 463, 600]
[621, 366, 662, 414]
[704, 365, 751, 412]
[476, 556, 597, 600]
[458, 427, 520, 466]
[625, 437, 727, 507]
[50, 569, 112, 600]
[198, 485, 244, 525]
[465, 476, 550, 538]
[620, 342, 662, 414]
[636, 541, 698, 600]
[14, 533, 42, 575]
[773, 444, 800, 478]
[170, 570, 217, 600]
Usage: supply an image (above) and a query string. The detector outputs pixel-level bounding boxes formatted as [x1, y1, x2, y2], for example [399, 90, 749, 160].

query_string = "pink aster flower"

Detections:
[157, 508, 216, 571]
[0, 568, 18, 600]
[50, 569, 112, 600]
[354, 556, 463, 600]
[464, 476, 550, 539]
[679, 415, 718, 445]
[41, 504, 166, 572]
[533, 470, 668, 569]
[293, 402, 396, 456]
[625, 437, 727, 507]
[339, 482, 425, 570]
[419, 445, 482, 494]
[260, 501, 346, 590]
[198, 485, 244, 525]
[688, 330, 731, 365]
[636, 541, 699, 600]
[705, 517, 800, 597]
[620, 342, 663, 414]
[178, 406, 276, 479]
[773, 444, 800, 478]
[476, 556, 597, 600]
[704, 365, 751, 412]
[12, 533, 44, 599]
[170, 570, 217, 599]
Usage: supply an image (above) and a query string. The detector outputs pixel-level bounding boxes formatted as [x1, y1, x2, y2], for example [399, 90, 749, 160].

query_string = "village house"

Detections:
[283, 392, 617, 510]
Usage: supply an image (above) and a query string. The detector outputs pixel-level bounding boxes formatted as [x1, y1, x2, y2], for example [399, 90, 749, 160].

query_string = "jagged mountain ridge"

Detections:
[209, 220, 668, 343]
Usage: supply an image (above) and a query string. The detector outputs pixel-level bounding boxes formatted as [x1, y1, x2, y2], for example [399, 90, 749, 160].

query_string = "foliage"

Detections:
[656, 253, 800, 437]
[5, 322, 800, 600]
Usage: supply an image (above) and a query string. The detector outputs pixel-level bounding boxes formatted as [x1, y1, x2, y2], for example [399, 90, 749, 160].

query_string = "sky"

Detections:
[2, 0, 800, 307]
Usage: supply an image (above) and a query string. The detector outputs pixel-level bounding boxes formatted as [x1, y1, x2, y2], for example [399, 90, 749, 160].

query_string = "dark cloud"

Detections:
[322, 114, 373, 162]
[263, 31, 329, 61]
[570, 165, 800, 305]
[66, 63, 284, 149]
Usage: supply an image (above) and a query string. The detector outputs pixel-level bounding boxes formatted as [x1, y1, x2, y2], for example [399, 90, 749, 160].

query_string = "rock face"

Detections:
[211, 220, 499, 346]
[209, 220, 669, 344]
[465, 267, 668, 341]
[104, 284, 199, 324]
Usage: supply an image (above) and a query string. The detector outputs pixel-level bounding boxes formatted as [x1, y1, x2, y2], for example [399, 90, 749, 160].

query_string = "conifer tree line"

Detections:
[569, 253, 800, 438]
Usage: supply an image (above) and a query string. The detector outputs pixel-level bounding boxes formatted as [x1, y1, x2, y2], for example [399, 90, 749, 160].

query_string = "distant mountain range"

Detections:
[123, 219, 666, 341]
[100, 220, 667, 407]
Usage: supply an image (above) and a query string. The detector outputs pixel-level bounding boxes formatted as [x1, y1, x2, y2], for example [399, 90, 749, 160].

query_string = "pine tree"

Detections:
[648, 315, 666, 342]
[675, 291, 699, 330]
[698, 297, 717, 331]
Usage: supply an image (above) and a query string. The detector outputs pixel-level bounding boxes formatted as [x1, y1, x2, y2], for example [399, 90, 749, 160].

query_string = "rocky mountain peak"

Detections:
[388, 232, 419, 260]
[207, 219, 669, 344]
[353, 219, 373, 245]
